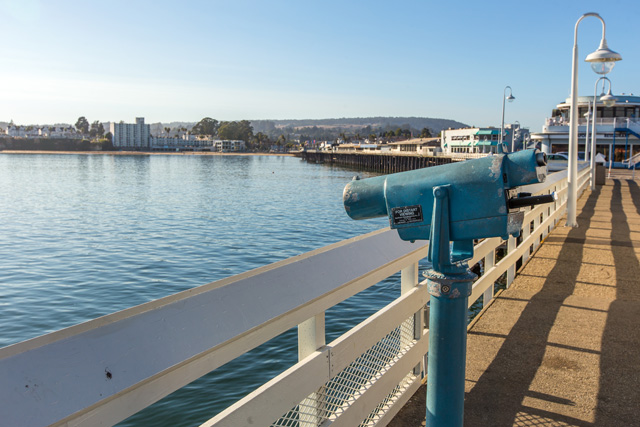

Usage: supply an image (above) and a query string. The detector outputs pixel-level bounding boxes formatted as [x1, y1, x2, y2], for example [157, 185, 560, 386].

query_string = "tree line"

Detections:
[184, 117, 435, 152]
[186, 117, 293, 152]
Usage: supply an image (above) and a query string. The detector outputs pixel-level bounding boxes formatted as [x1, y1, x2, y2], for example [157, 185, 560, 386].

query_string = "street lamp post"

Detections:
[512, 121, 521, 152]
[584, 110, 591, 161]
[566, 12, 621, 227]
[500, 86, 515, 151]
[590, 77, 615, 190]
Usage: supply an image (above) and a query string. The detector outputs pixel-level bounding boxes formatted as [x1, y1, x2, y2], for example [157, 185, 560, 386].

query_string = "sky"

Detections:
[0, 0, 638, 132]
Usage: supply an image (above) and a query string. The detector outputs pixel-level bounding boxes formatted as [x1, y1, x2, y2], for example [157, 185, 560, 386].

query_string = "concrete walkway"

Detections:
[393, 172, 640, 426]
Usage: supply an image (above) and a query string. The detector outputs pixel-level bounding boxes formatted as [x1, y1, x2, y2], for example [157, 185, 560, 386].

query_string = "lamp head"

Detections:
[586, 38, 622, 75]
[600, 88, 616, 107]
[506, 94, 515, 103]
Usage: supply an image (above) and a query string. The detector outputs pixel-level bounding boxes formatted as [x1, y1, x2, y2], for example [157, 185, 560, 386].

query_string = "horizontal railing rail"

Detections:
[0, 165, 589, 427]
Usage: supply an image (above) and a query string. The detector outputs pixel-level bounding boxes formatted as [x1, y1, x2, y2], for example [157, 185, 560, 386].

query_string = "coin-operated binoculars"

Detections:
[343, 149, 554, 427]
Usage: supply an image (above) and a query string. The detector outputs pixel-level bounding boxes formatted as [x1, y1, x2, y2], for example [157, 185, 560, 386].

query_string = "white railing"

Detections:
[623, 151, 640, 170]
[436, 152, 490, 160]
[547, 116, 640, 130]
[0, 166, 590, 427]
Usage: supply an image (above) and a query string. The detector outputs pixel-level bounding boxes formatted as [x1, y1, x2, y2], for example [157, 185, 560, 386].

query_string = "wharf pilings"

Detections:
[297, 150, 454, 174]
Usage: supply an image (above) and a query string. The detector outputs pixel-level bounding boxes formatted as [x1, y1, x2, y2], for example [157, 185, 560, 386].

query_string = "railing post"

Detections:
[298, 314, 325, 360]
[402, 262, 423, 375]
[533, 211, 541, 252]
[506, 235, 516, 288]
[482, 248, 496, 307]
[298, 314, 326, 427]
[521, 209, 532, 266]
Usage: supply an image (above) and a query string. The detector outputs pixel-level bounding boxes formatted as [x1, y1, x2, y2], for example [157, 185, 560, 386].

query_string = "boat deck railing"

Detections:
[0, 165, 590, 427]
[546, 116, 640, 130]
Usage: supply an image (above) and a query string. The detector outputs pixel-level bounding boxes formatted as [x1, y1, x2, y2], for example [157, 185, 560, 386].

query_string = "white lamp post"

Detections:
[584, 110, 591, 161]
[566, 12, 621, 227]
[500, 86, 515, 151]
[590, 77, 615, 190]
[512, 121, 521, 152]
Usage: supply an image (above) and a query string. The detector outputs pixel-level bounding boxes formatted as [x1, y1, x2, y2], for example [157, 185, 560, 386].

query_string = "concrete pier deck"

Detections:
[393, 170, 640, 426]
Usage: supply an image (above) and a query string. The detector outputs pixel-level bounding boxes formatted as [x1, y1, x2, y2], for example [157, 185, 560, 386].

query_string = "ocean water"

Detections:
[0, 153, 412, 426]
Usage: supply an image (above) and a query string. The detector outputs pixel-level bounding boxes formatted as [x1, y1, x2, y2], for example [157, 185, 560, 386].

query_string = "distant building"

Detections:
[5, 125, 41, 138]
[388, 137, 442, 156]
[214, 140, 245, 152]
[110, 118, 150, 149]
[441, 124, 529, 156]
[149, 136, 245, 152]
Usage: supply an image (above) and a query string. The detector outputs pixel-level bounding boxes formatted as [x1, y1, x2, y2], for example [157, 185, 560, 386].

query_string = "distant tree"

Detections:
[217, 120, 254, 142]
[191, 117, 219, 136]
[251, 132, 270, 151]
[75, 116, 90, 135]
[89, 120, 104, 138]
[164, 127, 171, 135]
[420, 127, 432, 138]
[105, 132, 113, 143]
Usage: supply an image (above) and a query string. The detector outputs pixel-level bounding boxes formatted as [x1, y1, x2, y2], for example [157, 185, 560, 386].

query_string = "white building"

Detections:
[214, 140, 245, 152]
[388, 137, 442, 156]
[39, 126, 81, 138]
[110, 118, 150, 149]
[149, 137, 245, 152]
[441, 124, 529, 157]
[5, 125, 41, 138]
[531, 94, 640, 167]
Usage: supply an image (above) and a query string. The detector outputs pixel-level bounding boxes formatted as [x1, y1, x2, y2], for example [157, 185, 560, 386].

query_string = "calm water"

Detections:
[0, 153, 413, 426]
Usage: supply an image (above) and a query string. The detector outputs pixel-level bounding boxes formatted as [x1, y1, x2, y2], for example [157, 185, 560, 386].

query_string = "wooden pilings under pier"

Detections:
[297, 150, 454, 173]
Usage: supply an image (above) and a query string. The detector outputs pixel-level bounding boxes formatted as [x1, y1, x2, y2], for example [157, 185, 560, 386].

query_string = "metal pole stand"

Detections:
[425, 185, 476, 427]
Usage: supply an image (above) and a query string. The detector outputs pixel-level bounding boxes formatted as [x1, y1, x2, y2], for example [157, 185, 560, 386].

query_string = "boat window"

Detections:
[615, 107, 626, 117]
[602, 107, 614, 118]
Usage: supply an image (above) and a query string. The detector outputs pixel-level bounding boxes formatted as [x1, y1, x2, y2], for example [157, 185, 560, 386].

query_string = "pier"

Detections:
[298, 149, 453, 174]
[393, 169, 640, 426]
[2, 164, 639, 426]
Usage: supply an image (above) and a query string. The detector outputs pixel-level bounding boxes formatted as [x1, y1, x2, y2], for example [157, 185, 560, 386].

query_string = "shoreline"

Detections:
[0, 150, 295, 157]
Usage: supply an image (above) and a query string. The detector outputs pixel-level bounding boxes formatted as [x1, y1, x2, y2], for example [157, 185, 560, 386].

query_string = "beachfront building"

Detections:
[39, 126, 81, 138]
[388, 137, 442, 156]
[214, 140, 245, 152]
[5, 125, 42, 138]
[441, 124, 529, 157]
[149, 137, 245, 152]
[150, 135, 216, 151]
[110, 118, 150, 149]
[531, 94, 640, 166]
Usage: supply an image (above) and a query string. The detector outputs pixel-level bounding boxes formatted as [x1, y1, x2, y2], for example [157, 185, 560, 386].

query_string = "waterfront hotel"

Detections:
[110, 117, 151, 149]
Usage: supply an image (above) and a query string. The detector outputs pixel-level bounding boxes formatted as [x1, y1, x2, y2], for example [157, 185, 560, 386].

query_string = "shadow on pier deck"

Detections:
[394, 170, 640, 426]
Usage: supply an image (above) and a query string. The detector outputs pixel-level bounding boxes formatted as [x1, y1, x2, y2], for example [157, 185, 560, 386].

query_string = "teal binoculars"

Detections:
[343, 150, 552, 243]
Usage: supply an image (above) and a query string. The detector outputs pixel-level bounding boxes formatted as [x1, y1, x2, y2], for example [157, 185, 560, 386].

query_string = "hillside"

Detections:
[252, 117, 467, 134]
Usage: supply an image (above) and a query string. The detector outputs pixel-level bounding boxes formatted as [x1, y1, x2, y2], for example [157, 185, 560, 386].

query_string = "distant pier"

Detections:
[297, 149, 454, 173]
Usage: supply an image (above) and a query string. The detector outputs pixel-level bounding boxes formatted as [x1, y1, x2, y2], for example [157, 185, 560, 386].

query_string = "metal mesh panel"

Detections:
[271, 315, 420, 427]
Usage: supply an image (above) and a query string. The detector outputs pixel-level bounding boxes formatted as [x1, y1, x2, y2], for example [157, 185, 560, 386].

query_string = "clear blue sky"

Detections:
[1, 0, 638, 132]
